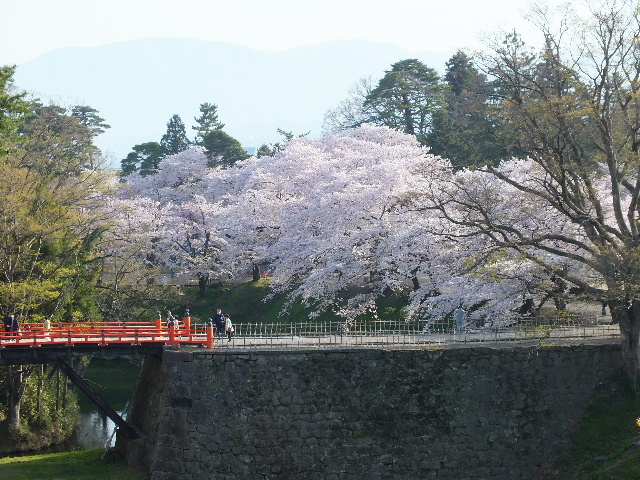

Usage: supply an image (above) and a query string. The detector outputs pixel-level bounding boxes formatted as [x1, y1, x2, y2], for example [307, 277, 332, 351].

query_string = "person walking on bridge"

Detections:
[224, 314, 234, 342]
[3, 314, 14, 333]
[3, 314, 13, 333]
[165, 311, 178, 328]
[454, 307, 465, 334]
[3, 314, 19, 334]
[214, 309, 225, 338]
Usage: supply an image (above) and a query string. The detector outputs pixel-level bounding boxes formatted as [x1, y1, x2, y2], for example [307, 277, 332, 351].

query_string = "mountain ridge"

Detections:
[13, 38, 451, 167]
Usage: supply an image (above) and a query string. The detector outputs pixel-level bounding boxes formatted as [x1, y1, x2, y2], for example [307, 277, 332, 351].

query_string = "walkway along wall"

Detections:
[120, 342, 622, 480]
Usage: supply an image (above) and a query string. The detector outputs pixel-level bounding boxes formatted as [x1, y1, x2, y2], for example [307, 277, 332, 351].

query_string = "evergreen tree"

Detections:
[20, 103, 95, 174]
[70, 105, 110, 168]
[0, 65, 29, 159]
[121, 141, 165, 177]
[362, 59, 448, 145]
[256, 129, 308, 157]
[427, 51, 508, 167]
[202, 129, 248, 167]
[193, 102, 224, 146]
[70, 105, 110, 138]
[160, 114, 190, 155]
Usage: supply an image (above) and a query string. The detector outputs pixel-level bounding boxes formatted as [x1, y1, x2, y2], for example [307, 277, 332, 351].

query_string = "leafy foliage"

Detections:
[427, 50, 508, 167]
[323, 60, 447, 145]
[0, 66, 110, 439]
[0, 365, 79, 453]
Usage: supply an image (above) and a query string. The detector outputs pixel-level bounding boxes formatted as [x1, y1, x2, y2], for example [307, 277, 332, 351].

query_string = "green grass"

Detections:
[0, 449, 146, 480]
[183, 278, 337, 324]
[178, 278, 408, 325]
[544, 376, 640, 479]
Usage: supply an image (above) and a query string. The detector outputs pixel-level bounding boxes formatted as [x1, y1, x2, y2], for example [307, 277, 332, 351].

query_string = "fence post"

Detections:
[169, 325, 175, 345]
[156, 311, 162, 330]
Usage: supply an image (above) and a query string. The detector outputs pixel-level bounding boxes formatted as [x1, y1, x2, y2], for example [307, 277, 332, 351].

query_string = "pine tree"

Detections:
[121, 141, 165, 177]
[362, 59, 448, 145]
[202, 129, 248, 168]
[160, 114, 190, 155]
[427, 51, 508, 167]
[193, 102, 224, 146]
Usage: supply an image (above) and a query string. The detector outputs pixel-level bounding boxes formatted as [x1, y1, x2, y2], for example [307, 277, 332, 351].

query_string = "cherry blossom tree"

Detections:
[214, 125, 451, 318]
[426, 0, 640, 381]
[115, 125, 595, 338]
[117, 126, 545, 326]
[116, 148, 229, 298]
[415, 159, 592, 324]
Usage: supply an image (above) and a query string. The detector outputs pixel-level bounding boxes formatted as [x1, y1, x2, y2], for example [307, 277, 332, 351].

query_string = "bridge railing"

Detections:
[0, 313, 620, 350]
[0, 321, 215, 348]
[192, 313, 620, 348]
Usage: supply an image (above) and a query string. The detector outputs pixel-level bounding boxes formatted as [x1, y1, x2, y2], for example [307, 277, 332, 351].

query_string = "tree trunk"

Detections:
[411, 267, 420, 291]
[610, 300, 640, 386]
[37, 365, 43, 414]
[199, 278, 206, 298]
[252, 264, 260, 282]
[6, 366, 32, 432]
[198, 274, 207, 298]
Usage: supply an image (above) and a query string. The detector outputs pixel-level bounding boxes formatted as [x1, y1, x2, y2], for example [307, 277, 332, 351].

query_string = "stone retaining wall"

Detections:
[122, 342, 622, 479]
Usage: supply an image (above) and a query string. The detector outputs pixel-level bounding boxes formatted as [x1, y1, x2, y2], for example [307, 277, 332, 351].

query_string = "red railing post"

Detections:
[156, 311, 162, 330]
[183, 311, 191, 335]
[169, 325, 175, 345]
[206, 322, 214, 348]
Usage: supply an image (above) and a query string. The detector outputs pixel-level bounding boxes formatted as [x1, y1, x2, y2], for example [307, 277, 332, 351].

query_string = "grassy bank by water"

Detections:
[0, 449, 145, 479]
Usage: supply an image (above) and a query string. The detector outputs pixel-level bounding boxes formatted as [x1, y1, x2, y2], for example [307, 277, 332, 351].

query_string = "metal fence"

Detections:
[193, 314, 620, 349]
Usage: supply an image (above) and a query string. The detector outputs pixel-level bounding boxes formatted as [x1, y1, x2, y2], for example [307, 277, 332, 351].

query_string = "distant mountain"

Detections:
[13, 38, 450, 168]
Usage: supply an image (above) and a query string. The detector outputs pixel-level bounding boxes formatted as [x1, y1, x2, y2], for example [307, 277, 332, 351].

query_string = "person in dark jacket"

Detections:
[214, 309, 225, 338]
[4, 314, 18, 334]
[3, 314, 13, 333]
[165, 311, 177, 328]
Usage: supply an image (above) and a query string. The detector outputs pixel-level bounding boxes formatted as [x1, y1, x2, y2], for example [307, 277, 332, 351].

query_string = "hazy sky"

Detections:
[3, 0, 569, 65]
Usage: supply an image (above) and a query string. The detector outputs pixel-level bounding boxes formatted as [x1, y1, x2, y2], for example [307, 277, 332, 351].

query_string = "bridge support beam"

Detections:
[56, 358, 140, 440]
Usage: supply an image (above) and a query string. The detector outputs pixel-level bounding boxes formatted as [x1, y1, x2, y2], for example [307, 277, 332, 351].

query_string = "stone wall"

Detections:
[122, 342, 622, 480]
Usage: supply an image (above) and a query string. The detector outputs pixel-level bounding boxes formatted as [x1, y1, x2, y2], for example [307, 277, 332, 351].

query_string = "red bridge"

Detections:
[1, 318, 212, 347]
[0, 314, 215, 440]
[0, 314, 215, 367]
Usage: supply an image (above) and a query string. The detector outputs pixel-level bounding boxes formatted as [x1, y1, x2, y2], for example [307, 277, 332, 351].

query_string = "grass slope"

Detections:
[0, 449, 145, 480]
[542, 376, 640, 479]
[179, 278, 407, 325]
